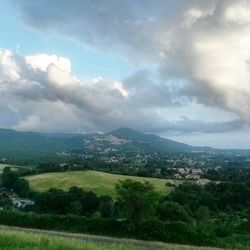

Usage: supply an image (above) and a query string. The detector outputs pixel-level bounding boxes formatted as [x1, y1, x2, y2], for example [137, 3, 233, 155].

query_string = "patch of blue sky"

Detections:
[0, 0, 134, 80]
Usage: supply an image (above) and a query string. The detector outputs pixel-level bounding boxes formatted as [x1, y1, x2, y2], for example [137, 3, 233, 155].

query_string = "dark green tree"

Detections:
[98, 195, 114, 218]
[157, 201, 191, 222]
[115, 179, 159, 223]
[14, 178, 30, 197]
[1, 167, 19, 189]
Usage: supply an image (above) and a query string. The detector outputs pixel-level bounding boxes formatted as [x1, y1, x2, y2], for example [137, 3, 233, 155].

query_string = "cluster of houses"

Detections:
[174, 168, 204, 180]
[0, 187, 34, 209]
[170, 168, 211, 185]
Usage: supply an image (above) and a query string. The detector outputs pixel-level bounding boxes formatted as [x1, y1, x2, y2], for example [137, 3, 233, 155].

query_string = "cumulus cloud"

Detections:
[25, 53, 71, 72]
[0, 49, 242, 134]
[12, 0, 250, 124]
[0, 49, 126, 132]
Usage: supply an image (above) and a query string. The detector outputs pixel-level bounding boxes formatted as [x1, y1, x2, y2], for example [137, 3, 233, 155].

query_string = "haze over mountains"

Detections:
[0, 127, 249, 160]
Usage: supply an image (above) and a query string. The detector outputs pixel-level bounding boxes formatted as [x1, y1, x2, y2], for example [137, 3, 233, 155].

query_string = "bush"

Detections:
[134, 218, 168, 241]
[215, 224, 233, 237]
[157, 201, 191, 222]
[0, 210, 127, 237]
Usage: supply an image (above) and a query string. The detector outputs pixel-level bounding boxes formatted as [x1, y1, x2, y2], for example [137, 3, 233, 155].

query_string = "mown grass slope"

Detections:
[26, 170, 178, 197]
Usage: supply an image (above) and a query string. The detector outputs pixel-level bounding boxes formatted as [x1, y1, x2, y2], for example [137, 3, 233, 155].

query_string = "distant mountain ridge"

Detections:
[0, 128, 66, 152]
[109, 127, 191, 152]
[0, 127, 248, 161]
[0, 127, 190, 157]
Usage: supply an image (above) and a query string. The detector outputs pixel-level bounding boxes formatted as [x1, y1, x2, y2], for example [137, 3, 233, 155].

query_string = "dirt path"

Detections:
[0, 225, 224, 250]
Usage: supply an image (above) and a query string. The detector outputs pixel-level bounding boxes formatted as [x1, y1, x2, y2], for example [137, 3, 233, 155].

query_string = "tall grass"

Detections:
[0, 230, 151, 250]
[0, 230, 225, 250]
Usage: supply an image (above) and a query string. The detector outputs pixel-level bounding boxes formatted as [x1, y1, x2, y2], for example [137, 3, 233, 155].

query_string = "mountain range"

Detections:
[0, 127, 248, 162]
[0, 127, 190, 155]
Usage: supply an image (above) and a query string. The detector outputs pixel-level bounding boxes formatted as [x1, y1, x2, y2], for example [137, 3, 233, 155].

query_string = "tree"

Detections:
[14, 178, 30, 197]
[115, 179, 159, 223]
[69, 187, 100, 215]
[68, 200, 82, 215]
[157, 201, 191, 222]
[35, 188, 71, 214]
[98, 195, 114, 218]
[1, 167, 19, 189]
[1, 167, 30, 197]
[195, 206, 210, 223]
[0, 195, 12, 209]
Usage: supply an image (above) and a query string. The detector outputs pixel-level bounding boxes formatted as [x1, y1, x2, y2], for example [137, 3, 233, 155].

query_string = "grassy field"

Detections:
[26, 170, 178, 197]
[0, 229, 225, 250]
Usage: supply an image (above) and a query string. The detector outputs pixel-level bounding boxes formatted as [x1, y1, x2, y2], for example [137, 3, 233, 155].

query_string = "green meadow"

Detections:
[26, 170, 179, 197]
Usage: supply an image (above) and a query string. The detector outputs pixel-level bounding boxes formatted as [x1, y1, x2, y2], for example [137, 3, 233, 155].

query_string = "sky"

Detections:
[0, 0, 250, 149]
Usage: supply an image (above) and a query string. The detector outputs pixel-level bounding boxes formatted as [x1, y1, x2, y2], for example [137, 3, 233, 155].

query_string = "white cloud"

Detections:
[0, 0, 249, 147]
[25, 53, 71, 72]
[0, 49, 21, 81]
[12, 0, 250, 124]
[223, 1, 250, 24]
[0, 49, 242, 135]
[183, 8, 211, 28]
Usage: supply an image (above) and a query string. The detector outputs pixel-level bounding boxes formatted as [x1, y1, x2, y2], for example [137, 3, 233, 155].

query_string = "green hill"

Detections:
[26, 170, 178, 197]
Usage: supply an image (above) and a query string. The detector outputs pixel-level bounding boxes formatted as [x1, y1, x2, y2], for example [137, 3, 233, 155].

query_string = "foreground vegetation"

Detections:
[25, 170, 176, 197]
[0, 230, 225, 250]
[0, 230, 152, 250]
[1, 167, 250, 249]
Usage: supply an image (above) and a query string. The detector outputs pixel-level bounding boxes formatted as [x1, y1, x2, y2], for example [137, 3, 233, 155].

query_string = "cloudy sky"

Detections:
[0, 0, 250, 148]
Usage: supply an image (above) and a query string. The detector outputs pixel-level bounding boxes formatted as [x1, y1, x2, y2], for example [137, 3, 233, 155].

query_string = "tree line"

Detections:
[0, 167, 250, 248]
